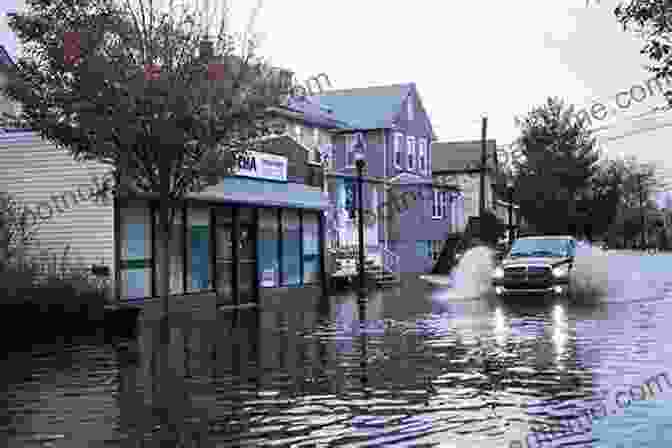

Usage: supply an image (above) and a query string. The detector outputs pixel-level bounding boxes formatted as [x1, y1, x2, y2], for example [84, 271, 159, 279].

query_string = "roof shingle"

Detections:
[308, 83, 413, 130]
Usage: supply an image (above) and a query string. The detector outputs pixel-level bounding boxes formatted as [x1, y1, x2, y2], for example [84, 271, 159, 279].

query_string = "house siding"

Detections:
[322, 85, 463, 274]
[388, 88, 434, 178]
[386, 183, 456, 273]
[434, 172, 496, 223]
[0, 131, 115, 277]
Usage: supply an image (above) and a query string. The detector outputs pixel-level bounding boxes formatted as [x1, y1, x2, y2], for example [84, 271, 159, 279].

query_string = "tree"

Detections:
[512, 97, 600, 235]
[615, 0, 672, 103]
[600, 156, 664, 245]
[3, 0, 291, 320]
[0, 192, 37, 269]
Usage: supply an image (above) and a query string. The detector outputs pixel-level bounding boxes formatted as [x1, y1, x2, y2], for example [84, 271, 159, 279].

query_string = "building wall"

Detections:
[434, 172, 496, 223]
[387, 183, 458, 273]
[0, 131, 114, 277]
[389, 89, 434, 178]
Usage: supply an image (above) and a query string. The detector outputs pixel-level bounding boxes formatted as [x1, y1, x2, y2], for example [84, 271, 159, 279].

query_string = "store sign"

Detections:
[235, 150, 287, 182]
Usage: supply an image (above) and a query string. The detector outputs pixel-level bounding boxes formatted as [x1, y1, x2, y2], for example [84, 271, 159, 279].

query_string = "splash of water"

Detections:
[432, 243, 613, 302]
[570, 244, 611, 299]
[441, 246, 496, 300]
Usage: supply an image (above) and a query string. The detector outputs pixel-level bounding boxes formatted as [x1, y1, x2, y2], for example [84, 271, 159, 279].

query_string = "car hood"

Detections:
[500, 256, 572, 267]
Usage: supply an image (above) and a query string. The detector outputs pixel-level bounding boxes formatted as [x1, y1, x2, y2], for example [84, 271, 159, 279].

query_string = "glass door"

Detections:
[215, 207, 234, 306]
[239, 207, 257, 304]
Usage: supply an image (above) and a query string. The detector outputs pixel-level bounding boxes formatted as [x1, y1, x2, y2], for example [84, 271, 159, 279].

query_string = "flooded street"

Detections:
[3, 249, 672, 447]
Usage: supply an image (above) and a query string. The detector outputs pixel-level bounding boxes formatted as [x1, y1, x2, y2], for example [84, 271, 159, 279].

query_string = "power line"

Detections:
[599, 120, 672, 142]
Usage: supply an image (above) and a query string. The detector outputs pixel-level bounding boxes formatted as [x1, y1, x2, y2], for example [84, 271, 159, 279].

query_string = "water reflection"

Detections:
[3, 253, 672, 447]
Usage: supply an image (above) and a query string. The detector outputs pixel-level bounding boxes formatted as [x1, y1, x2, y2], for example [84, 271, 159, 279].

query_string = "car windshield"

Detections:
[509, 238, 572, 258]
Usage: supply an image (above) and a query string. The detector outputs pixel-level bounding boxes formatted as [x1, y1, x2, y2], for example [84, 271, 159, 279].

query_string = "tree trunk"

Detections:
[158, 157, 172, 345]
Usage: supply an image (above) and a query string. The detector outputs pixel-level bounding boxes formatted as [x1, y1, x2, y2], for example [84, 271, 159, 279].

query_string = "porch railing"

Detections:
[380, 246, 400, 281]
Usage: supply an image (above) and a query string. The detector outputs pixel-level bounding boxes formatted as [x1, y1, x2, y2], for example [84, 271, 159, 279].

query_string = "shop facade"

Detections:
[116, 146, 330, 307]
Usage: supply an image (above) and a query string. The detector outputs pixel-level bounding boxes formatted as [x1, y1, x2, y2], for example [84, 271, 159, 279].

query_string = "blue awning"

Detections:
[191, 176, 330, 210]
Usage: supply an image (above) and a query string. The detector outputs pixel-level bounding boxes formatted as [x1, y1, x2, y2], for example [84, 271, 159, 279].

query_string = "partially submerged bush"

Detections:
[0, 245, 109, 313]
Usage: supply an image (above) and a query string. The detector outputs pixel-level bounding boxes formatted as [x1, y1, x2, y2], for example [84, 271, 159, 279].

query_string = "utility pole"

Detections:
[639, 173, 646, 250]
[480, 116, 487, 218]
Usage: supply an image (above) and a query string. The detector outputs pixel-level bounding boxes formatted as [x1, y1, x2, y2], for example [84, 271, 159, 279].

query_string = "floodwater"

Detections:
[2, 248, 672, 447]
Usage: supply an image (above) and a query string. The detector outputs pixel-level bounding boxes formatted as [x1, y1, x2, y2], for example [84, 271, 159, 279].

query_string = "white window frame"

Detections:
[441, 191, 449, 220]
[393, 132, 403, 169]
[345, 133, 356, 168]
[408, 96, 414, 121]
[432, 188, 441, 219]
[418, 138, 427, 174]
[407, 136, 416, 171]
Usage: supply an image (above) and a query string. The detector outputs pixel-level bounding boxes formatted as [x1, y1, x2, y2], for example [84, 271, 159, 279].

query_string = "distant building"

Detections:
[0, 45, 20, 122]
[305, 83, 462, 275]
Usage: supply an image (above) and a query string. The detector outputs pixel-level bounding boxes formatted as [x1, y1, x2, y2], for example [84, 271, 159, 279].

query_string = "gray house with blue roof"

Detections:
[278, 83, 464, 276]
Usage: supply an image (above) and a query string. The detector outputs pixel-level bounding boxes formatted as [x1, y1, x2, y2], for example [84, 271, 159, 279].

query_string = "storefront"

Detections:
[115, 149, 329, 306]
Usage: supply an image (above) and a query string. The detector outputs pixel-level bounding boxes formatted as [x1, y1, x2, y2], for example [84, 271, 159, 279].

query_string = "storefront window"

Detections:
[154, 208, 184, 295]
[215, 206, 234, 305]
[303, 211, 320, 284]
[281, 209, 301, 286]
[119, 200, 151, 300]
[258, 208, 279, 288]
[187, 207, 210, 292]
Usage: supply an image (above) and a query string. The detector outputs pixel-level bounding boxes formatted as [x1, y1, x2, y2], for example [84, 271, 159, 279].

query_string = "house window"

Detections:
[408, 96, 414, 121]
[432, 189, 441, 219]
[407, 136, 416, 170]
[418, 138, 427, 173]
[441, 191, 450, 220]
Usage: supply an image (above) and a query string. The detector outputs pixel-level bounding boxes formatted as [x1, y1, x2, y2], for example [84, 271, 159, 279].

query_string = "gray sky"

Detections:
[3, 0, 672, 199]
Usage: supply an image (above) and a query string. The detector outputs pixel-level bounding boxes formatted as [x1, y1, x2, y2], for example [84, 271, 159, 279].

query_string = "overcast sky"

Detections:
[3, 0, 672, 198]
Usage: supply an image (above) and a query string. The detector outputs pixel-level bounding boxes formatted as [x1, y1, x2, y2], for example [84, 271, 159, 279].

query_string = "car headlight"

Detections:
[552, 265, 569, 277]
[492, 266, 504, 279]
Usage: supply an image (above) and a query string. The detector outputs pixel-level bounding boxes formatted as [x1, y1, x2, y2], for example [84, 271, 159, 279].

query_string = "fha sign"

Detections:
[235, 150, 288, 182]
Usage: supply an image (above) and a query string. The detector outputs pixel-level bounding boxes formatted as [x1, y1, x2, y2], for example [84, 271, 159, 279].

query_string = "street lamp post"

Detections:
[506, 179, 514, 243]
[353, 135, 367, 302]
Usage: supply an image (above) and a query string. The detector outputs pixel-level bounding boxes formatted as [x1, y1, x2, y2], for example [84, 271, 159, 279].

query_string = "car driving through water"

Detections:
[491, 235, 576, 297]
